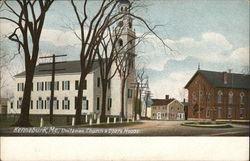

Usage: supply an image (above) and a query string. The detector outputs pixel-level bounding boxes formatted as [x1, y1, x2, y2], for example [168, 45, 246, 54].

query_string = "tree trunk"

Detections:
[138, 89, 142, 117]
[14, 68, 34, 127]
[120, 77, 126, 118]
[100, 81, 108, 122]
[75, 73, 86, 125]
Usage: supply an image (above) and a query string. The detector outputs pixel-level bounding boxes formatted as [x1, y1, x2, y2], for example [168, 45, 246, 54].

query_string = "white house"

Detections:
[151, 96, 185, 120]
[8, 0, 136, 119]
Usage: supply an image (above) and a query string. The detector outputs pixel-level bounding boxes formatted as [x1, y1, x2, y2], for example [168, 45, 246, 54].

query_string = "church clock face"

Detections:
[118, 21, 124, 27]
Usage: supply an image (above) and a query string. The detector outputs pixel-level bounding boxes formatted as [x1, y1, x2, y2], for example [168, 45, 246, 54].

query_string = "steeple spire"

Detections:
[198, 63, 200, 70]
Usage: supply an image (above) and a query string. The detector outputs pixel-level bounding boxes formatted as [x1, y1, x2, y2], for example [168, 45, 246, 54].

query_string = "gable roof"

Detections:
[185, 70, 250, 89]
[15, 60, 100, 77]
[151, 98, 175, 106]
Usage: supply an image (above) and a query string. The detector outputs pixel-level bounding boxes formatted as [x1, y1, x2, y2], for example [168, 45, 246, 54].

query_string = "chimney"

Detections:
[184, 98, 186, 103]
[223, 71, 228, 84]
[165, 95, 169, 100]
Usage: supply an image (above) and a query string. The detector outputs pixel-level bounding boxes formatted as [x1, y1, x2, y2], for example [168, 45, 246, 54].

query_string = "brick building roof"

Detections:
[151, 99, 174, 106]
[15, 60, 100, 77]
[185, 70, 250, 89]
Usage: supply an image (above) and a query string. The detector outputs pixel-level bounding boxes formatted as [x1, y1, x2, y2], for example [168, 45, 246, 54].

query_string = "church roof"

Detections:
[184, 70, 250, 89]
[15, 60, 100, 77]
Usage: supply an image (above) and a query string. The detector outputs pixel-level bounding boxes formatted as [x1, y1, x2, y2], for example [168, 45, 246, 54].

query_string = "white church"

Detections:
[8, 0, 136, 120]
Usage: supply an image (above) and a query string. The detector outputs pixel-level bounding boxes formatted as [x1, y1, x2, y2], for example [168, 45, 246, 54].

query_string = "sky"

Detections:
[0, 0, 249, 100]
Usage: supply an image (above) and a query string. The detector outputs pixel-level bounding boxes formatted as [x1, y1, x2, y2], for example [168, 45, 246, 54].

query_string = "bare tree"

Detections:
[136, 66, 147, 118]
[0, 0, 54, 126]
[71, 0, 173, 124]
[96, 25, 125, 121]
[70, 0, 123, 125]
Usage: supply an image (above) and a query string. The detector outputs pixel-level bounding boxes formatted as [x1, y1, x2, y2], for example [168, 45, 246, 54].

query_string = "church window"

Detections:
[129, 22, 132, 28]
[118, 21, 123, 27]
[228, 91, 233, 104]
[118, 39, 123, 47]
[217, 91, 223, 103]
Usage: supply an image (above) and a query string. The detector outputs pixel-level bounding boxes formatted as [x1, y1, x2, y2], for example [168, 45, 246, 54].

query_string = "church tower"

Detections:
[110, 0, 136, 119]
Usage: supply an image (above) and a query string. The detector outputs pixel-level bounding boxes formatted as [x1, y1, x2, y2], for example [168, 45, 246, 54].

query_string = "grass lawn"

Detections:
[181, 121, 233, 128]
[0, 117, 142, 128]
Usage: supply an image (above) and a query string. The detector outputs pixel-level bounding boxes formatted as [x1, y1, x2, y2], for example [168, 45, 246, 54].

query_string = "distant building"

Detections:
[0, 98, 8, 114]
[151, 95, 185, 120]
[185, 70, 250, 120]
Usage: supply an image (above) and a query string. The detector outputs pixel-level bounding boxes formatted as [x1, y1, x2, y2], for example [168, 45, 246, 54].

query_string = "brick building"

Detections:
[185, 70, 250, 120]
[151, 95, 185, 120]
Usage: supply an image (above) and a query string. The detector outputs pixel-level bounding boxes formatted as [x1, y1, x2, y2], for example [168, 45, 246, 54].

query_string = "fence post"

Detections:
[107, 117, 110, 124]
[85, 115, 88, 123]
[89, 117, 92, 126]
[97, 115, 100, 125]
[127, 118, 129, 123]
[40, 117, 44, 127]
[72, 117, 75, 126]
[132, 117, 135, 122]
[94, 113, 96, 120]
[120, 117, 123, 123]
[114, 117, 116, 124]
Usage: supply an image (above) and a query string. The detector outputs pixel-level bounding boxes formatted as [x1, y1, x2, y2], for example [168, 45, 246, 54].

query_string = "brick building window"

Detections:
[240, 92, 244, 104]
[206, 108, 210, 117]
[239, 109, 244, 119]
[217, 107, 222, 118]
[217, 91, 223, 104]
[192, 92, 197, 103]
[200, 91, 204, 103]
[227, 108, 232, 118]
[207, 92, 211, 103]
[228, 91, 233, 104]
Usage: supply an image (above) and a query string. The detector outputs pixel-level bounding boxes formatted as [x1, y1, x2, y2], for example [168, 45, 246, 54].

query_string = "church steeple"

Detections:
[118, 0, 130, 13]
[117, 0, 133, 30]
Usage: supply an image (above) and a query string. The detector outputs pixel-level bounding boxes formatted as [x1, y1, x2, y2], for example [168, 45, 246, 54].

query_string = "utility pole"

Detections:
[135, 82, 139, 120]
[0, 55, 2, 108]
[138, 83, 147, 118]
[39, 54, 66, 124]
[144, 90, 152, 117]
